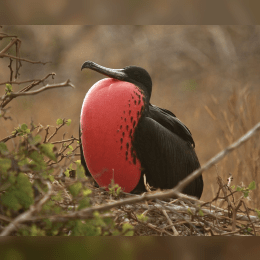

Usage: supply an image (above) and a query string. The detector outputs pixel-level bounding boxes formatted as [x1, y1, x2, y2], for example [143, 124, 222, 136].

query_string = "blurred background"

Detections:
[1, 236, 260, 259]
[0, 0, 259, 24]
[1, 25, 260, 206]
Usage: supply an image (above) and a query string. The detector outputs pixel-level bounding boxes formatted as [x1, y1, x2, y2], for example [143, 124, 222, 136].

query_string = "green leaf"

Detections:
[137, 214, 148, 222]
[75, 161, 86, 179]
[244, 191, 249, 198]
[122, 223, 134, 236]
[29, 151, 46, 166]
[64, 169, 70, 177]
[77, 197, 90, 210]
[116, 186, 122, 196]
[83, 188, 92, 196]
[187, 208, 193, 215]
[1, 173, 34, 211]
[198, 209, 204, 216]
[255, 209, 260, 219]
[5, 84, 12, 92]
[21, 123, 28, 131]
[56, 118, 63, 125]
[66, 119, 72, 126]
[69, 182, 82, 197]
[1, 191, 20, 211]
[248, 181, 256, 190]
[236, 186, 243, 192]
[29, 135, 42, 146]
[0, 142, 9, 155]
[40, 143, 57, 162]
[31, 224, 45, 236]
[0, 158, 11, 173]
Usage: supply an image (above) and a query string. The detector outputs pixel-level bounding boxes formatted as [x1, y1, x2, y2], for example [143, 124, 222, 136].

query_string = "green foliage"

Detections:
[136, 214, 148, 223]
[0, 158, 11, 173]
[56, 118, 63, 125]
[1, 173, 34, 211]
[248, 181, 256, 191]
[255, 209, 260, 219]
[40, 143, 57, 162]
[122, 223, 134, 236]
[66, 119, 72, 126]
[108, 183, 122, 197]
[0, 142, 9, 155]
[12, 123, 30, 136]
[233, 181, 256, 198]
[198, 209, 204, 217]
[187, 208, 193, 215]
[5, 84, 12, 95]
[29, 135, 42, 146]
[69, 182, 82, 197]
[0, 119, 131, 237]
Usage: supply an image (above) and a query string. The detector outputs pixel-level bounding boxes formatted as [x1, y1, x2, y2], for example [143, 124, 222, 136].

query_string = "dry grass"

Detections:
[204, 86, 260, 209]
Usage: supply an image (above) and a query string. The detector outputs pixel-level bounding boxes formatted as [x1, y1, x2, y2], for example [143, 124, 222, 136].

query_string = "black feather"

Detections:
[131, 116, 203, 198]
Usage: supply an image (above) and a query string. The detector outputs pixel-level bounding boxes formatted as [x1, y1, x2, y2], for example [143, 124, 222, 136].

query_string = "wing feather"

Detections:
[132, 116, 203, 198]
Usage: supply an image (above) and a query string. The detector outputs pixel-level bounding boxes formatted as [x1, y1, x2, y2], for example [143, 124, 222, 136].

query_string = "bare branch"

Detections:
[0, 38, 19, 55]
[0, 79, 50, 86]
[9, 80, 75, 97]
[1, 79, 75, 109]
[0, 53, 50, 65]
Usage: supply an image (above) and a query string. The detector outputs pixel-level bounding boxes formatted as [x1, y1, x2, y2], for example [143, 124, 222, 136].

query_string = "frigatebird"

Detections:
[80, 61, 203, 198]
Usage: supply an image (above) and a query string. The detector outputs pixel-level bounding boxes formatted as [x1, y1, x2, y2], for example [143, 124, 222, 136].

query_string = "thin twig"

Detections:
[1, 79, 75, 109]
[0, 53, 50, 65]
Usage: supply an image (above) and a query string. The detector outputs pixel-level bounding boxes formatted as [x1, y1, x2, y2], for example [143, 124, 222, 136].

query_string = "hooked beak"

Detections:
[81, 61, 126, 81]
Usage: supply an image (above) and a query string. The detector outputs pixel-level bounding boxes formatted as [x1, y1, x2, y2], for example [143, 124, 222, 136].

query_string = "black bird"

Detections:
[80, 61, 203, 198]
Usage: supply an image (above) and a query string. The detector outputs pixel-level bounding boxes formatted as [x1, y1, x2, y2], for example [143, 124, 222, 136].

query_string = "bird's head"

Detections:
[81, 61, 152, 100]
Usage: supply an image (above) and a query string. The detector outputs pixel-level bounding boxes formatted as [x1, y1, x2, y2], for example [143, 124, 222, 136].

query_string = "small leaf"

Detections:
[56, 118, 63, 125]
[64, 169, 70, 177]
[21, 123, 28, 131]
[236, 186, 243, 192]
[29, 151, 45, 166]
[198, 209, 204, 216]
[66, 119, 72, 126]
[77, 197, 90, 210]
[5, 84, 12, 92]
[69, 182, 82, 197]
[244, 191, 249, 198]
[248, 181, 256, 190]
[122, 223, 134, 236]
[40, 143, 57, 162]
[116, 186, 122, 196]
[29, 135, 42, 146]
[83, 188, 92, 196]
[137, 214, 148, 222]
[0, 142, 9, 155]
[187, 208, 193, 215]
[0, 158, 12, 173]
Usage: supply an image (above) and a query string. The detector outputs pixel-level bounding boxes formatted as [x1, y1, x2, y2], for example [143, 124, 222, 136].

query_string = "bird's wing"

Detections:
[149, 104, 195, 147]
[132, 116, 203, 198]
